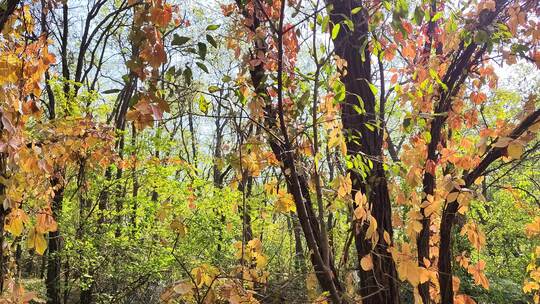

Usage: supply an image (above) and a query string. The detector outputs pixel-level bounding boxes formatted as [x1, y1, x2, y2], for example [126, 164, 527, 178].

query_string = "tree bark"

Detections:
[46, 176, 64, 304]
[0, 152, 7, 292]
[327, 1, 400, 303]
[234, 0, 344, 301]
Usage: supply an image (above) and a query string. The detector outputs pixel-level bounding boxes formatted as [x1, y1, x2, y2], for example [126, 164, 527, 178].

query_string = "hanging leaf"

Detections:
[361, 254, 374, 271]
[27, 228, 47, 255]
[172, 34, 190, 46]
[206, 34, 218, 48]
[198, 94, 210, 114]
[331, 23, 341, 40]
[197, 42, 207, 60]
[183, 67, 193, 85]
[196, 62, 209, 73]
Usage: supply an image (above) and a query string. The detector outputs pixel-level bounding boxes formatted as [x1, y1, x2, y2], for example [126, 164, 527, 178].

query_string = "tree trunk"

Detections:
[130, 123, 139, 233]
[46, 176, 64, 304]
[327, 1, 400, 303]
[292, 215, 305, 271]
[234, 1, 344, 301]
[0, 153, 7, 292]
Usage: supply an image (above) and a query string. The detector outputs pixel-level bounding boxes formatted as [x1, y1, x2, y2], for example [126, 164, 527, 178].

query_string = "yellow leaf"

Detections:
[354, 191, 367, 206]
[353, 206, 366, 220]
[525, 217, 540, 238]
[5, 209, 29, 236]
[523, 281, 540, 293]
[27, 229, 47, 255]
[468, 260, 489, 289]
[365, 215, 378, 240]
[306, 272, 318, 300]
[447, 191, 459, 203]
[474, 176, 484, 185]
[360, 254, 373, 271]
[383, 231, 391, 245]
[275, 189, 296, 213]
[173, 281, 193, 295]
[507, 141, 523, 159]
[460, 222, 486, 250]
[337, 174, 352, 198]
[36, 208, 57, 233]
[493, 137, 512, 147]
[170, 217, 188, 237]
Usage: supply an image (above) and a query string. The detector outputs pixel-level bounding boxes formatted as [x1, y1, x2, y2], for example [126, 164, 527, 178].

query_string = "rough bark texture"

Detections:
[327, 1, 400, 303]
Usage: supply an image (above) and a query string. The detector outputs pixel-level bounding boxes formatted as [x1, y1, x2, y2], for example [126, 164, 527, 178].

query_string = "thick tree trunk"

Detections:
[327, 1, 400, 303]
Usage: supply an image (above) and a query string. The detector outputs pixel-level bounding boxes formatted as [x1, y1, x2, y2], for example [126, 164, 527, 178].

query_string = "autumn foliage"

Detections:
[0, 0, 539, 303]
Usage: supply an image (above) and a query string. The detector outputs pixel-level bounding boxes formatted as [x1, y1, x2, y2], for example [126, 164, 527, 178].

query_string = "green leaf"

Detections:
[206, 34, 218, 48]
[172, 34, 190, 46]
[196, 62, 209, 73]
[474, 30, 489, 43]
[432, 11, 443, 22]
[197, 42, 207, 60]
[368, 82, 378, 97]
[422, 131, 432, 143]
[344, 19, 354, 31]
[198, 95, 210, 114]
[183, 67, 192, 85]
[429, 69, 438, 80]
[332, 23, 340, 40]
[321, 15, 329, 33]
[206, 24, 220, 31]
[333, 80, 346, 102]
[413, 6, 424, 25]
[351, 7, 362, 14]
[359, 38, 369, 62]
[208, 85, 220, 93]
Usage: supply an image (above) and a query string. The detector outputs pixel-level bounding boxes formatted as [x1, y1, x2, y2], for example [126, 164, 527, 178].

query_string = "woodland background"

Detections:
[0, 0, 539, 303]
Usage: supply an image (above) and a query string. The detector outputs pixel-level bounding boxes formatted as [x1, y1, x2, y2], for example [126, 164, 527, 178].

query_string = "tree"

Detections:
[0, 0, 538, 303]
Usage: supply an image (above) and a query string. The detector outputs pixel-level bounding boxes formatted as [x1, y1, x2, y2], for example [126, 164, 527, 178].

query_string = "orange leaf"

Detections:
[360, 254, 373, 271]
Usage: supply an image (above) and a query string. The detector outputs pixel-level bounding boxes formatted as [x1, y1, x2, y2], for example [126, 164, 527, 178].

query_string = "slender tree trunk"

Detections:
[63, 258, 70, 304]
[0, 152, 7, 292]
[292, 215, 305, 271]
[234, 1, 344, 301]
[114, 133, 125, 238]
[188, 103, 197, 167]
[439, 108, 540, 303]
[46, 176, 64, 304]
[130, 123, 139, 234]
